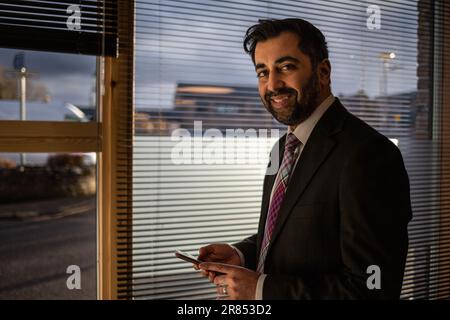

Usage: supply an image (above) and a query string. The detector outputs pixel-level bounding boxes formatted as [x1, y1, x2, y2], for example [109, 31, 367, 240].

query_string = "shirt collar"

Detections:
[288, 94, 335, 145]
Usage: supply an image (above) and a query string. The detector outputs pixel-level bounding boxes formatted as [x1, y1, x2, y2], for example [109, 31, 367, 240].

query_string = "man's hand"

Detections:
[199, 262, 260, 300]
[195, 244, 242, 280]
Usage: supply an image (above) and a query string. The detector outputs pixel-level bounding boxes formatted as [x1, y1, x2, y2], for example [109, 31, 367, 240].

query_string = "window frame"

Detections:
[0, 0, 133, 301]
[97, 0, 134, 300]
[1, 0, 449, 300]
[0, 121, 100, 152]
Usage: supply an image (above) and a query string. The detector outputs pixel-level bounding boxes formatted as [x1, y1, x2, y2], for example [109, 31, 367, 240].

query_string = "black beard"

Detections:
[262, 73, 320, 126]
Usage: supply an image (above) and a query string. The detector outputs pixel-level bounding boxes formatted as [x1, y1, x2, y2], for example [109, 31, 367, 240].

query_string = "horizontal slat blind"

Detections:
[127, 0, 450, 299]
[0, 0, 118, 56]
[129, 136, 276, 299]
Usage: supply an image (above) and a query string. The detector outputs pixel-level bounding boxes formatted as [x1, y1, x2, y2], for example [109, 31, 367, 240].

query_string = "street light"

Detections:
[6, 53, 37, 169]
[13, 53, 28, 168]
[379, 51, 396, 96]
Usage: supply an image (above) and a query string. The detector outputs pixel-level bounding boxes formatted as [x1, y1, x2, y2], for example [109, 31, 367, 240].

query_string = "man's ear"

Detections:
[317, 58, 331, 85]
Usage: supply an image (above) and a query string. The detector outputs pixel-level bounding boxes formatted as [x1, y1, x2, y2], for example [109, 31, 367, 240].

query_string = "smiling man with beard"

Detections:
[197, 18, 412, 300]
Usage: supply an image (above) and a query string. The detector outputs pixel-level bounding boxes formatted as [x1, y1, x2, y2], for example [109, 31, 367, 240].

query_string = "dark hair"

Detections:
[243, 18, 329, 68]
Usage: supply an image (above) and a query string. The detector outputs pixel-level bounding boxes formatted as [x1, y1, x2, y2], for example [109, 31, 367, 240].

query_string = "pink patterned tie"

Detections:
[257, 133, 301, 273]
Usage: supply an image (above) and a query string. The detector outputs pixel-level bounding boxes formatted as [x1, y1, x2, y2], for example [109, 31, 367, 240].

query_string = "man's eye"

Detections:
[256, 71, 267, 78]
[281, 64, 295, 71]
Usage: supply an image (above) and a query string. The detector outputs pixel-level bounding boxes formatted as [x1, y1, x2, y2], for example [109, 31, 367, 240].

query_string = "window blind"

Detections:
[122, 0, 450, 299]
[0, 0, 118, 56]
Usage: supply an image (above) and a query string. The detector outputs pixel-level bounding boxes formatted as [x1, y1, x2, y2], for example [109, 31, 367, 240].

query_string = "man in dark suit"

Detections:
[197, 18, 412, 299]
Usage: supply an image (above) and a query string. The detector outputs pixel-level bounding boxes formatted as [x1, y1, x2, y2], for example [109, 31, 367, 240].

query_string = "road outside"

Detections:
[0, 196, 96, 299]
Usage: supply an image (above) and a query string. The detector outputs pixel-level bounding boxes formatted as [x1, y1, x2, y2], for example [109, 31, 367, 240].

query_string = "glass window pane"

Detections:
[131, 0, 444, 300]
[0, 49, 96, 122]
[0, 153, 96, 299]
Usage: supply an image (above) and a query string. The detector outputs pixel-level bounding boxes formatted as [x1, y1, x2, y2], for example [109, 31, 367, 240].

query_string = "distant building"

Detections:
[340, 90, 416, 139]
[134, 82, 420, 139]
[172, 83, 276, 133]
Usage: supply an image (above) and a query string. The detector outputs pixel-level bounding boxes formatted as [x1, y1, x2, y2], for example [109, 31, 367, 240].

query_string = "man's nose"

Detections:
[267, 72, 284, 92]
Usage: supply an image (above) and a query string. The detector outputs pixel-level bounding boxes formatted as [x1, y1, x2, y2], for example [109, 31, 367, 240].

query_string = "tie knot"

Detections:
[285, 133, 300, 152]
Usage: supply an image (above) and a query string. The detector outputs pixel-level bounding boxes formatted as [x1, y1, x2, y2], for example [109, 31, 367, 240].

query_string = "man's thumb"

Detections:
[199, 245, 214, 258]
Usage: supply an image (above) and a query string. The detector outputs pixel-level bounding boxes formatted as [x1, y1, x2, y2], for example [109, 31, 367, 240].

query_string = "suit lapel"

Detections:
[265, 99, 348, 256]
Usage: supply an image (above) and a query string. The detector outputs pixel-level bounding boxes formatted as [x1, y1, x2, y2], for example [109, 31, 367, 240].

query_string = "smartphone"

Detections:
[175, 250, 203, 266]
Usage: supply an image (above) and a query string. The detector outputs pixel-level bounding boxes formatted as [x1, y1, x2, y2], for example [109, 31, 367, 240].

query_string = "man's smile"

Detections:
[270, 93, 294, 109]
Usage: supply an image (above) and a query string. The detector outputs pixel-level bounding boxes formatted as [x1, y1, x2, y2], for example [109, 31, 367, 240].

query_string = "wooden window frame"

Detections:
[98, 0, 134, 300]
[0, 121, 101, 152]
[0, 0, 135, 300]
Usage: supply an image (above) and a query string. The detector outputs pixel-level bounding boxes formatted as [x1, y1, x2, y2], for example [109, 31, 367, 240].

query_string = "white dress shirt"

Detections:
[233, 94, 335, 300]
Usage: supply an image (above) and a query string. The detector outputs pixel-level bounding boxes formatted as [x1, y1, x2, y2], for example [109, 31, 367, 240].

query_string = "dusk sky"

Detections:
[135, 0, 419, 109]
